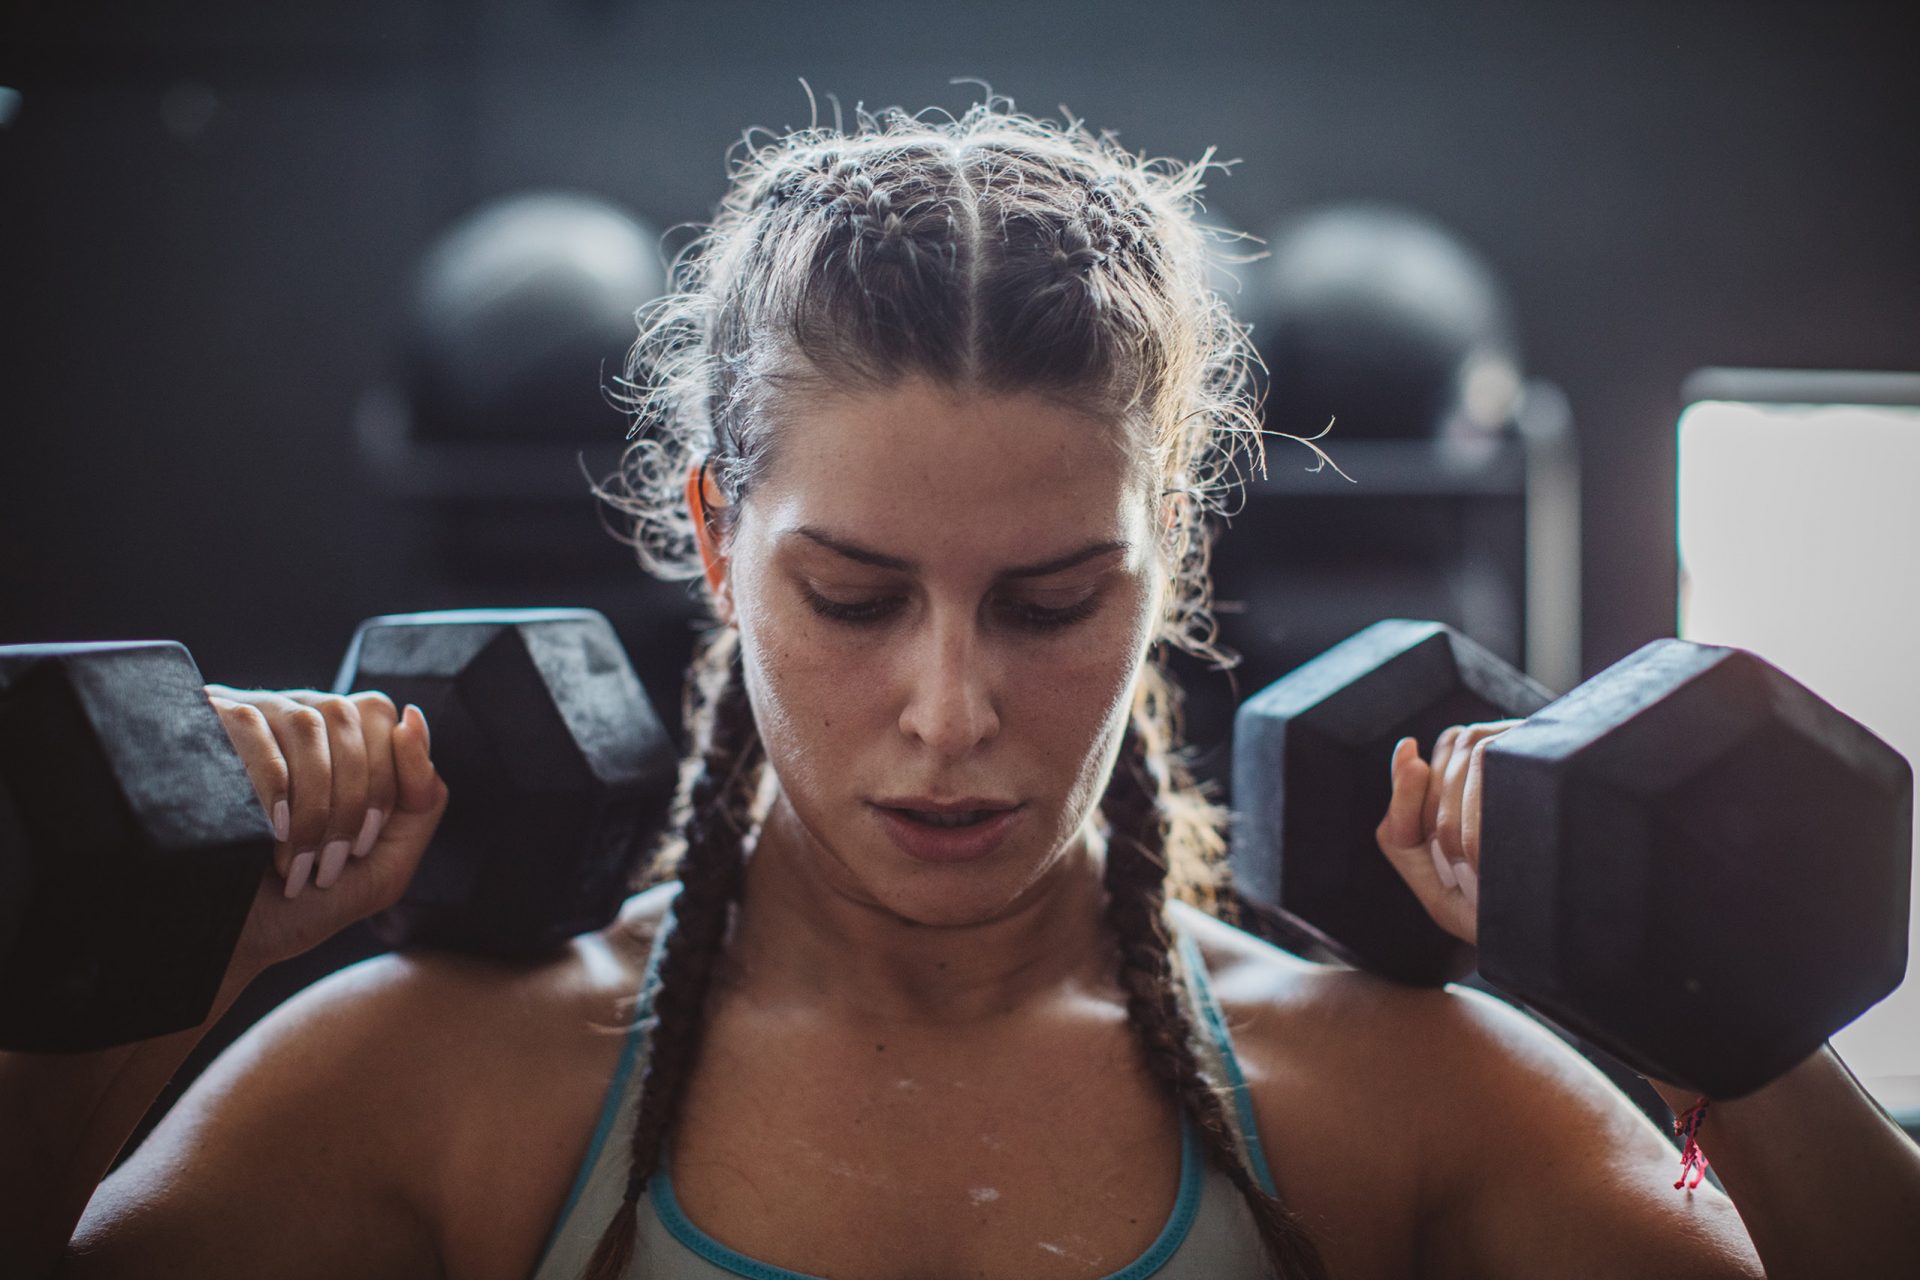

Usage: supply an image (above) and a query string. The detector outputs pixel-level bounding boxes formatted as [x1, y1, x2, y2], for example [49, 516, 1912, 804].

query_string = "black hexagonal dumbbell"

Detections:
[0, 642, 273, 1052]
[332, 608, 679, 958]
[0, 608, 679, 1051]
[1232, 619, 1913, 1099]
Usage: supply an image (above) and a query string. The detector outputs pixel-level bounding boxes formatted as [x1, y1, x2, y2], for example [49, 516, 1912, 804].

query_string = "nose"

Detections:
[897, 605, 1001, 757]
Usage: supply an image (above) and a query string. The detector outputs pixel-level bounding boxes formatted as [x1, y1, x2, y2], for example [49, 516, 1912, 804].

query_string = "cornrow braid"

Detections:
[581, 629, 761, 1280]
[1102, 712, 1332, 1280]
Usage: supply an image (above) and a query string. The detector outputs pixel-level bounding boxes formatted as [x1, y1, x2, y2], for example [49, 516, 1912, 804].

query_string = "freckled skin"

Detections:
[696, 374, 1169, 1019]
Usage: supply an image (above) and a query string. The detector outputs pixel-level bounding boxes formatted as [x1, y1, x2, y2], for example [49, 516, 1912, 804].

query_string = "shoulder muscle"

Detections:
[1406, 984, 1762, 1279]
[66, 886, 669, 1280]
[67, 952, 459, 1279]
[1172, 903, 1760, 1279]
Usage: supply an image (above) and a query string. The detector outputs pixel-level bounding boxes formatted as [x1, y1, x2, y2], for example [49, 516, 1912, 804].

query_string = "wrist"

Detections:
[1643, 1074, 1705, 1116]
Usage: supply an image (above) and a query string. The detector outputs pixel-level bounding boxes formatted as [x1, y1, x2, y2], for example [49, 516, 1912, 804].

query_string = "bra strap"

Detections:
[1169, 911, 1281, 1197]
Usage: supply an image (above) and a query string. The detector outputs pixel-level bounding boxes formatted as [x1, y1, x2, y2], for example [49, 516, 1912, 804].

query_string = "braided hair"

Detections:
[582, 627, 760, 1278]
[1101, 666, 1330, 1280]
[588, 92, 1337, 1279]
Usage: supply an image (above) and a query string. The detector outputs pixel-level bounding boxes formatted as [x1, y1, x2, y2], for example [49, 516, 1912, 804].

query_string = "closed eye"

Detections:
[803, 590, 1100, 631]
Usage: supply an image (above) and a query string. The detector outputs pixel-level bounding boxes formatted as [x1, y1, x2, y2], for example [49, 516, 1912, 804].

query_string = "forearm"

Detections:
[0, 953, 263, 1275]
[1648, 1045, 1920, 1280]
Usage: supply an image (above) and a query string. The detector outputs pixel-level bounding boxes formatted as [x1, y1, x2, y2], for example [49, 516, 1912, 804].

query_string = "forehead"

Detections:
[749, 378, 1152, 557]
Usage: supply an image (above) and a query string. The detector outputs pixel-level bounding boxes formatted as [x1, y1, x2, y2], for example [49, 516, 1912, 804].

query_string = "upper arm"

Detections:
[60, 957, 446, 1280]
[1413, 986, 1763, 1280]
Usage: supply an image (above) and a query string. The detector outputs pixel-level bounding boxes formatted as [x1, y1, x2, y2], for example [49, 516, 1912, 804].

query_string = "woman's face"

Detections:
[698, 375, 1167, 927]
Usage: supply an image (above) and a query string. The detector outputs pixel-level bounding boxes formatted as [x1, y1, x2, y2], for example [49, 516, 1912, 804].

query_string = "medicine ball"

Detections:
[404, 191, 664, 444]
[1249, 203, 1521, 442]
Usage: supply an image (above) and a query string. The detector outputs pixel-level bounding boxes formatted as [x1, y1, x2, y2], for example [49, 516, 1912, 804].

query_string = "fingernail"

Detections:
[315, 839, 351, 889]
[352, 808, 385, 858]
[408, 704, 429, 750]
[285, 849, 315, 899]
[272, 799, 290, 843]
[1453, 860, 1479, 910]
[1428, 840, 1457, 890]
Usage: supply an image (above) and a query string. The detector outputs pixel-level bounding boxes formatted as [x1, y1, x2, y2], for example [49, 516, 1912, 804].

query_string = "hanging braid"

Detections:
[581, 629, 761, 1280]
[1102, 672, 1333, 1280]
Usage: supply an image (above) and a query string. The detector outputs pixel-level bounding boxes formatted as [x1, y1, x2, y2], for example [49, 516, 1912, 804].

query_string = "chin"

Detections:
[854, 833, 1070, 930]
[863, 877, 1029, 930]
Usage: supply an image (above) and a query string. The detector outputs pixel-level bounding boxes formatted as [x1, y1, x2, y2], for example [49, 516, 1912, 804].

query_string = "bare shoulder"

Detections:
[69, 884, 678, 1280]
[1167, 899, 1760, 1280]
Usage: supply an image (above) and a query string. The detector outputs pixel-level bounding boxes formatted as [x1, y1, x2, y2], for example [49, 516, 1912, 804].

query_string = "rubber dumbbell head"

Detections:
[0, 642, 271, 1052]
[333, 609, 678, 958]
[1480, 639, 1912, 1098]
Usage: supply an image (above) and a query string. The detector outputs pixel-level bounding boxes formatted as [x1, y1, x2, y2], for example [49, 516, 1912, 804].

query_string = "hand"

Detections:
[1373, 720, 1523, 948]
[202, 685, 449, 975]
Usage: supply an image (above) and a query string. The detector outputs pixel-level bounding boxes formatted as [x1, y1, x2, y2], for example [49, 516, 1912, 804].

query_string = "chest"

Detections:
[429, 965, 1422, 1280]
[666, 1001, 1187, 1279]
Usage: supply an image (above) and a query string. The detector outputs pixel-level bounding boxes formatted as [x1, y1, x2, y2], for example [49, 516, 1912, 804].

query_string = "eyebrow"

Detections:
[790, 526, 1130, 579]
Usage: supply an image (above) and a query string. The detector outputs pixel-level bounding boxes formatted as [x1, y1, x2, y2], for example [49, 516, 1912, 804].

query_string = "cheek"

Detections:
[1009, 587, 1161, 808]
[734, 584, 862, 798]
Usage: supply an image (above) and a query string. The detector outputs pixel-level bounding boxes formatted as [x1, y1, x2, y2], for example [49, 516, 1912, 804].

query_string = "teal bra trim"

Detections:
[1175, 925, 1279, 1198]
[651, 1111, 1204, 1280]
[528, 906, 679, 1277]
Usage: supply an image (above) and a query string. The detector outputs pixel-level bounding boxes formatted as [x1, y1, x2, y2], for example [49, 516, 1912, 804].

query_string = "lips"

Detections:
[869, 799, 1022, 864]
[898, 809, 994, 827]
[873, 795, 1019, 815]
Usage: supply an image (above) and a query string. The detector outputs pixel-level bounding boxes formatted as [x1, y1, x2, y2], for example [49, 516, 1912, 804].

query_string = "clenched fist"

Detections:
[202, 685, 449, 973]
[1374, 720, 1524, 947]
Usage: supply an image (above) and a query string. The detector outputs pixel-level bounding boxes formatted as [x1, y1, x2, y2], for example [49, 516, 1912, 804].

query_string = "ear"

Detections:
[1159, 487, 1188, 534]
[686, 461, 735, 624]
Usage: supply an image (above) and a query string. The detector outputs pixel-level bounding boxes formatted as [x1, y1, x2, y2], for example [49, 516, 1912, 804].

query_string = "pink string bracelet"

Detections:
[1672, 1095, 1711, 1191]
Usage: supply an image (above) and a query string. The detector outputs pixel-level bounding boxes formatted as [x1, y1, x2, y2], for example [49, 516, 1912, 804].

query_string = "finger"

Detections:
[1376, 802, 1476, 946]
[1433, 727, 1476, 865]
[1461, 737, 1490, 870]
[349, 690, 399, 858]
[1376, 737, 1430, 850]
[294, 694, 368, 891]
[1376, 738, 1454, 904]
[392, 703, 447, 818]
[1435, 724, 1504, 866]
[275, 702, 332, 898]
[359, 704, 448, 904]
[206, 693, 293, 867]
[1422, 726, 1462, 841]
[1438, 722, 1521, 869]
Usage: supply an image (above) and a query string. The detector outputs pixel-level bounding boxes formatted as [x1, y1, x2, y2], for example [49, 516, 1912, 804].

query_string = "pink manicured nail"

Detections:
[284, 850, 315, 899]
[315, 839, 351, 889]
[1453, 860, 1479, 910]
[352, 808, 385, 858]
[1428, 839, 1457, 890]
[271, 799, 290, 843]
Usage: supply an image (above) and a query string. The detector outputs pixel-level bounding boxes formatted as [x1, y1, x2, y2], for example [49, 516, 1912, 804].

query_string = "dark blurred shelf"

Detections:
[1247, 435, 1527, 498]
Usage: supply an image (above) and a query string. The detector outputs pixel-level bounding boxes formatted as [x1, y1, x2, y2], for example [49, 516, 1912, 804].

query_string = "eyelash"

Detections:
[804, 590, 1100, 631]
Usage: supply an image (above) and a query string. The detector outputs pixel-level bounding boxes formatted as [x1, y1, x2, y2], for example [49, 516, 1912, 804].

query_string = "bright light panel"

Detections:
[1678, 397, 1920, 1105]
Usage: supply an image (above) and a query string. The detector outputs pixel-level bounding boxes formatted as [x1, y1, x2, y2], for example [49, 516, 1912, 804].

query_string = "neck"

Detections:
[718, 792, 1122, 1027]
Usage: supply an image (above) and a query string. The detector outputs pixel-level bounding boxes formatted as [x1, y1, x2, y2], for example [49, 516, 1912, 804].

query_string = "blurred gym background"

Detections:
[2, 2, 1916, 1120]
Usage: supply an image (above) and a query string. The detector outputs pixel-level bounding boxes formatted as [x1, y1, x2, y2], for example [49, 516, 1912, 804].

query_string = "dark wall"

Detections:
[4, 0, 1917, 690]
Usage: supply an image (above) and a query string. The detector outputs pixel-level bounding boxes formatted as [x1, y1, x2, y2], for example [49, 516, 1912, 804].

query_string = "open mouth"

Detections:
[887, 807, 1003, 828]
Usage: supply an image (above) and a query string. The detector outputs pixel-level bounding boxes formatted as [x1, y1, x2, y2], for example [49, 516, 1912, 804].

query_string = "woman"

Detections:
[29, 95, 1920, 1279]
